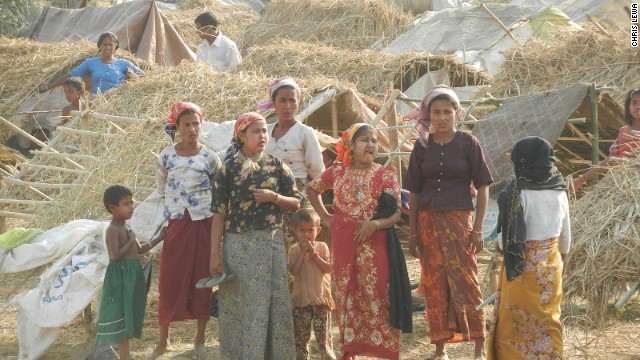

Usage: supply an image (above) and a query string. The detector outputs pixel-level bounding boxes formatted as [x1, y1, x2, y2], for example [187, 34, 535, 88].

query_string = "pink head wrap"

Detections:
[167, 102, 203, 125]
[414, 85, 464, 147]
[256, 77, 301, 111]
[234, 112, 266, 139]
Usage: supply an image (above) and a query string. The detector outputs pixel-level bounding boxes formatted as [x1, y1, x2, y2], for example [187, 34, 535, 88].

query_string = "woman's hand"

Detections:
[470, 231, 484, 254]
[321, 214, 333, 227]
[253, 189, 276, 205]
[354, 220, 378, 243]
[210, 250, 224, 276]
[408, 234, 421, 258]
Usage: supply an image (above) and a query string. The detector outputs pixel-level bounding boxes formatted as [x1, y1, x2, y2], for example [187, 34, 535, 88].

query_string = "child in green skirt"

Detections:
[97, 185, 165, 360]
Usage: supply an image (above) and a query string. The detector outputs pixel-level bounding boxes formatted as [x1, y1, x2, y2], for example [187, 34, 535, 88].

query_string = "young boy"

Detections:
[61, 77, 85, 125]
[97, 185, 165, 360]
[288, 208, 336, 360]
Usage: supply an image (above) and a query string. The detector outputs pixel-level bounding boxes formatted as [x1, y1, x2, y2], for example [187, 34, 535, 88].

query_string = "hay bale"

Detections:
[0, 37, 149, 142]
[489, 29, 640, 103]
[165, 0, 258, 50]
[27, 62, 369, 229]
[564, 156, 640, 324]
[238, 38, 491, 95]
[238, 0, 413, 51]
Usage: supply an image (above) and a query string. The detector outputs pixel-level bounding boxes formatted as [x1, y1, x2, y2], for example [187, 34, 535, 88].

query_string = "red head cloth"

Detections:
[334, 122, 370, 167]
[167, 102, 203, 126]
[414, 85, 464, 147]
[256, 77, 301, 111]
[234, 112, 266, 140]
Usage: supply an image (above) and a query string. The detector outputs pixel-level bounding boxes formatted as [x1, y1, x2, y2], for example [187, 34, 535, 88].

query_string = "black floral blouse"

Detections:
[210, 154, 301, 233]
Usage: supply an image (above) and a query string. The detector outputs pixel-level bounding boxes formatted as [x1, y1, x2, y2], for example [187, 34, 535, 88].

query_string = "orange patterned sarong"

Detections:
[418, 210, 485, 343]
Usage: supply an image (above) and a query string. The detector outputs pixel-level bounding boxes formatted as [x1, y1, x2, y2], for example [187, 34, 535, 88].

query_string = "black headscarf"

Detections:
[497, 136, 567, 281]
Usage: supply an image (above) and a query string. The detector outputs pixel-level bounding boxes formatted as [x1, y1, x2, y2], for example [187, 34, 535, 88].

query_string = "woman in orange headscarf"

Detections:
[307, 123, 402, 360]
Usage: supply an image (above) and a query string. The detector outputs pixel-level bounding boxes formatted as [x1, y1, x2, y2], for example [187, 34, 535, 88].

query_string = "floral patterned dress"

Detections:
[308, 163, 401, 360]
[211, 153, 300, 360]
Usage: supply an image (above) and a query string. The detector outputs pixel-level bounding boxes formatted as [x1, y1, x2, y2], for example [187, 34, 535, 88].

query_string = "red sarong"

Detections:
[418, 209, 485, 343]
[158, 210, 212, 324]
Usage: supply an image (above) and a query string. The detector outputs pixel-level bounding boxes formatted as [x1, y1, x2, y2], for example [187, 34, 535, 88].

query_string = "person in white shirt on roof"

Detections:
[194, 12, 242, 72]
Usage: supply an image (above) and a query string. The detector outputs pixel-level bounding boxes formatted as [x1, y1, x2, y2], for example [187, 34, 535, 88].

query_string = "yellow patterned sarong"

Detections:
[488, 238, 563, 360]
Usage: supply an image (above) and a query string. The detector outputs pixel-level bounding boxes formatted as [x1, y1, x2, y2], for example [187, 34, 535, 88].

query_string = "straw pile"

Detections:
[238, 0, 413, 51]
[564, 156, 640, 324]
[238, 38, 491, 95]
[0, 37, 148, 142]
[27, 61, 366, 229]
[489, 29, 640, 103]
[165, 0, 258, 50]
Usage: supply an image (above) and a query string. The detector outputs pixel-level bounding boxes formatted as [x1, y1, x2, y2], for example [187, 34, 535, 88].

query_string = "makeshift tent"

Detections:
[510, 0, 629, 28]
[22, 0, 194, 66]
[384, 4, 582, 74]
[472, 82, 624, 184]
[296, 87, 413, 158]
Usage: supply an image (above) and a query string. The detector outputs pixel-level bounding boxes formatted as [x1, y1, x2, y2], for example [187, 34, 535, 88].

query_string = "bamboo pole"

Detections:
[55, 127, 104, 136]
[371, 89, 401, 128]
[30, 150, 98, 161]
[590, 83, 601, 165]
[20, 163, 87, 174]
[0, 115, 84, 170]
[72, 111, 145, 125]
[0, 199, 50, 205]
[331, 96, 339, 138]
[480, 3, 522, 45]
[3, 177, 80, 189]
[0, 210, 34, 219]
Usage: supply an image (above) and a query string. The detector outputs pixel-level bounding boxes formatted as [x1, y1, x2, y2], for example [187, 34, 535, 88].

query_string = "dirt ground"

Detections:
[1, 218, 640, 359]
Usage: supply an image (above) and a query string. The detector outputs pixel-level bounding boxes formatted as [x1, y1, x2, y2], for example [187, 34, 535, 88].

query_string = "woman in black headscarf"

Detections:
[487, 136, 571, 360]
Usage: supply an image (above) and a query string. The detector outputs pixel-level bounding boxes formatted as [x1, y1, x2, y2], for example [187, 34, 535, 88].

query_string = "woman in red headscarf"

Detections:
[150, 102, 222, 360]
[210, 112, 301, 359]
[307, 123, 402, 360]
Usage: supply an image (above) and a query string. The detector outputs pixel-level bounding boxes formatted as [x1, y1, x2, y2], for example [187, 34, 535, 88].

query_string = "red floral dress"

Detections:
[308, 163, 401, 360]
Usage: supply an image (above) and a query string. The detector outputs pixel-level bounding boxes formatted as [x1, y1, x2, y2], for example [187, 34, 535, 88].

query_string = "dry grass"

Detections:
[0, 37, 149, 143]
[238, 38, 491, 95]
[23, 62, 365, 230]
[564, 156, 640, 325]
[489, 28, 640, 104]
[237, 0, 414, 51]
[165, 0, 258, 51]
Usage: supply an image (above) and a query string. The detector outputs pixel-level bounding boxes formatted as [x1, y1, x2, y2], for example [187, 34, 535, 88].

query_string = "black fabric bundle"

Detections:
[373, 192, 413, 333]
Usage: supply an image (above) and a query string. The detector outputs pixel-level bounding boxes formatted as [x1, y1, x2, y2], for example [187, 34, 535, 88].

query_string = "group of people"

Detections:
[93, 70, 640, 360]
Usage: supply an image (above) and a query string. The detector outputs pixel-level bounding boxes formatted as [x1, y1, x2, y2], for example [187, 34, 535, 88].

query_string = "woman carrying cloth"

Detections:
[307, 123, 402, 360]
[405, 85, 493, 360]
[488, 136, 571, 360]
[210, 112, 301, 359]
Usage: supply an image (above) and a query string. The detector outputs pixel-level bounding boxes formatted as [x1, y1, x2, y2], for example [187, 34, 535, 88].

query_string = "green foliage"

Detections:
[0, 0, 45, 37]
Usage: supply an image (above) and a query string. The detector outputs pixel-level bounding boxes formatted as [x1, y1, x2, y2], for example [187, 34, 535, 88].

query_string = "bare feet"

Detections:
[146, 343, 173, 360]
[192, 344, 207, 360]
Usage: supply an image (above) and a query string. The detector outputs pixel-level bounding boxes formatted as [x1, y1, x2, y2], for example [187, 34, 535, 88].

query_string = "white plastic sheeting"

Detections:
[13, 220, 109, 360]
[384, 4, 582, 74]
[0, 219, 107, 274]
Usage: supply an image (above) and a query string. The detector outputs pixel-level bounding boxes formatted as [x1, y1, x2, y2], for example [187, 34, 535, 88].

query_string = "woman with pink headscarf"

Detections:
[405, 85, 493, 360]
[151, 102, 222, 359]
[210, 112, 301, 359]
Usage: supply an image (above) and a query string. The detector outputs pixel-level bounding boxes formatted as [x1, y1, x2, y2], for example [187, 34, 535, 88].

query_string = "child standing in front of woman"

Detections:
[288, 208, 336, 360]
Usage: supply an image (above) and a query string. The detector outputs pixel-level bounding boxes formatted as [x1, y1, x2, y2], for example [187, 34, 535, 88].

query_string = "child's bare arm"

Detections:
[310, 248, 331, 273]
[137, 227, 166, 255]
[105, 226, 136, 260]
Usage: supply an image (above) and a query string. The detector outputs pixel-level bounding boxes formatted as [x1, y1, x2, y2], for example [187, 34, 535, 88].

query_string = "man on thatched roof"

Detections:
[194, 12, 242, 72]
